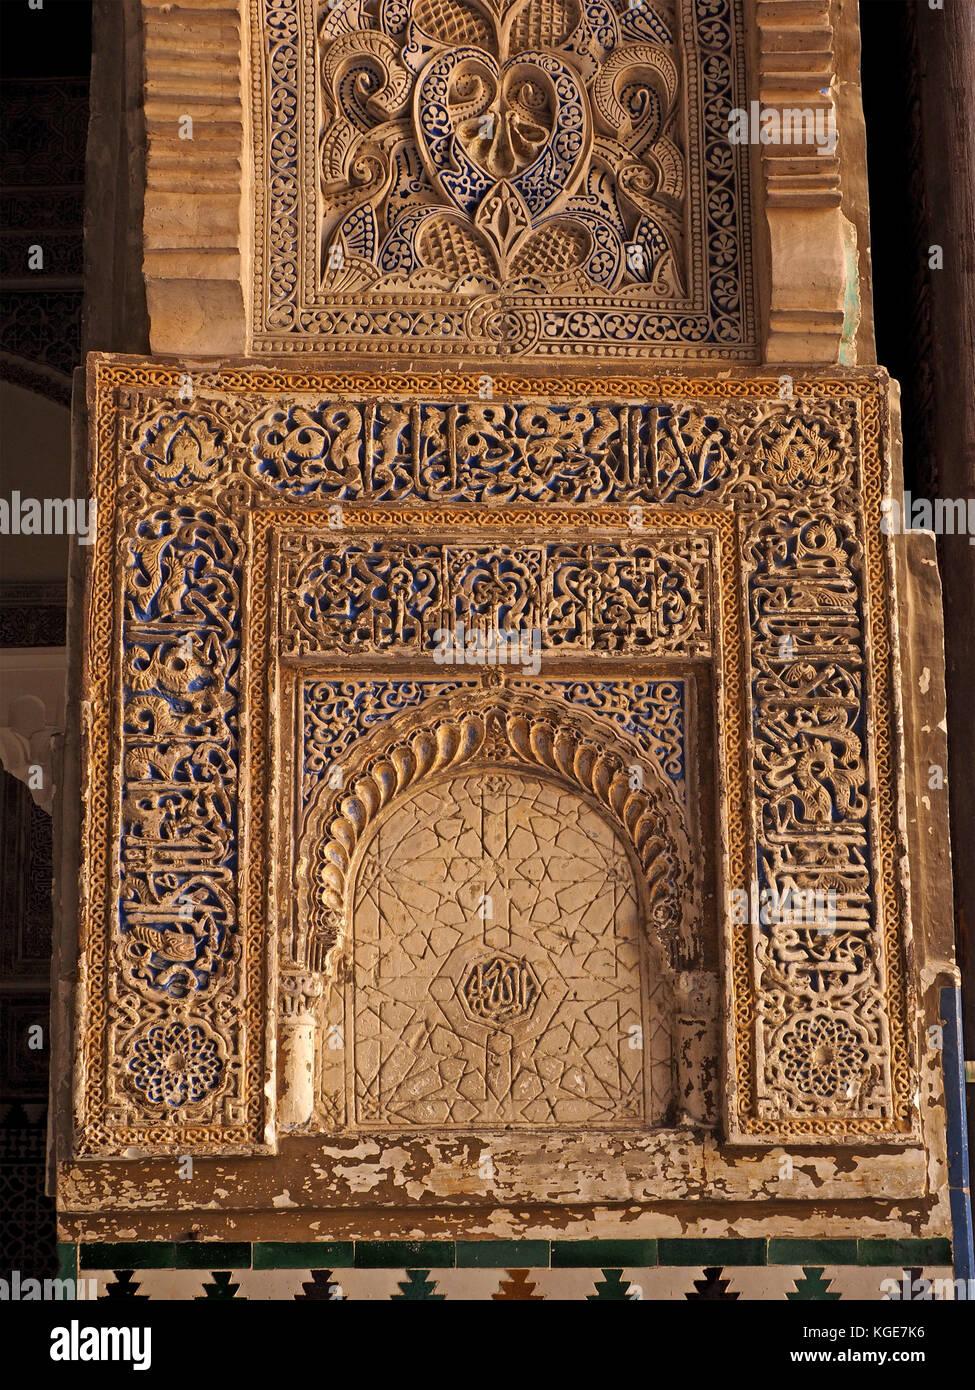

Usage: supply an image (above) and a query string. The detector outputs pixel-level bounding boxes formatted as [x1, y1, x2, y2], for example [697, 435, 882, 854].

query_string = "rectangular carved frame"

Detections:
[270, 521, 722, 1137]
[75, 359, 917, 1158]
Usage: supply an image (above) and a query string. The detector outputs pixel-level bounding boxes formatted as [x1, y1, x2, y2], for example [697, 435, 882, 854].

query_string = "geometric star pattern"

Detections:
[349, 771, 671, 1127]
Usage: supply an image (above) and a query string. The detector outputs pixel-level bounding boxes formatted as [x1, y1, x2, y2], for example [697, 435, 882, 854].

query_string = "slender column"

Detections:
[278, 970, 324, 1127]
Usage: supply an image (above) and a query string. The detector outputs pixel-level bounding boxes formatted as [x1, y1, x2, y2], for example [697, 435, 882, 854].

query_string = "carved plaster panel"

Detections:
[344, 770, 664, 1129]
[249, 0, 756, 358]
[291, 677, 702, 1134]
[75, 359, 915, 1161]
[140, 0, 870, 364]
[277, 533, 712, 656]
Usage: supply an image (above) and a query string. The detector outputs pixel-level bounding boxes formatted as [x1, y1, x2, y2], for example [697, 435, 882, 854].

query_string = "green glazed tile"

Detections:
[56, 1244, 78, 1281]
[857, 1238, 952, 1267]
[551, 1240, 657, 1268]
[80, 1242, 176, 1270]
[657, 1238, 766, 1266]
[354, 1241, 454, 1268]
[769, 1239, 859, 1266]
[253, 1242, 354, 1269]
[456, 1240, 550, 1268]
[172, 1241, 251, 1269]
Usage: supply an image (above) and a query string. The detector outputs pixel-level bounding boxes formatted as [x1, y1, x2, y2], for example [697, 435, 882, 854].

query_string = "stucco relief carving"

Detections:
[132, 391, 854, 508]
[293, 687, 695, 954]
[289, 690, 701, 1131]
[300, 676, 687, 804]
[344, 771, 666, 1129]
[288, 675, 699, 1129]
[277, 534, 711, 657]
[76, 363, 914, 1156]
[250, 0, 755, 356]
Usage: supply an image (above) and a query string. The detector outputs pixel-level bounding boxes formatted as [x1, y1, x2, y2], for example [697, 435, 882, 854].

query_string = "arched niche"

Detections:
[343, 765, 671, 1128]
[280, 690, 717, 1132]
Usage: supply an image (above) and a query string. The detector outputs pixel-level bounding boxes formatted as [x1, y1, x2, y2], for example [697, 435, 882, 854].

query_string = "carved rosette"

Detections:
[123, 1015, 227, 1115]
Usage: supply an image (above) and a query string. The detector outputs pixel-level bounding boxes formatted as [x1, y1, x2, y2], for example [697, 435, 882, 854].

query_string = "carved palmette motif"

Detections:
[80, 365, 914, 1151]
[251, 0, 754, 356]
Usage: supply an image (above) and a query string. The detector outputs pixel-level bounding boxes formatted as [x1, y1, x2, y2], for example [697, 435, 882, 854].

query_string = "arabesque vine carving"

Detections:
[277, 534, 711, 656]
[251, 0, 755, 356]
[113, 508, 244, 1128]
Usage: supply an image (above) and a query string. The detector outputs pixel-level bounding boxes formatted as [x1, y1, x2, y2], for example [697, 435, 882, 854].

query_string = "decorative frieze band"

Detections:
[128, 390, 858, 509]
[276, 534, 712, 658]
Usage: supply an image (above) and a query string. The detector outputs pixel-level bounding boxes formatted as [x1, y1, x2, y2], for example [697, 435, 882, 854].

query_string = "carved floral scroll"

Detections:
[250, 0, 755, 357]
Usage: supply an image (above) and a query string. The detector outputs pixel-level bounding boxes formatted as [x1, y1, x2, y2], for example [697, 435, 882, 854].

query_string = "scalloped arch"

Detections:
[294, 688, 696, 980]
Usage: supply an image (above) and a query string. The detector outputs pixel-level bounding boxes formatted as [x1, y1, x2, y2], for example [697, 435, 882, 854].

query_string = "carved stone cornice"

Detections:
[141, 0, 249, 353]
[755, 0, 858, 363]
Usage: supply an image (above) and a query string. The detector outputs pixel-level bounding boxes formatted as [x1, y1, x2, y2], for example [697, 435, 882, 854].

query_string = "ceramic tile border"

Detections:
[74, 1264, 959, 1300]
[73, 1236, 952, 1272]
